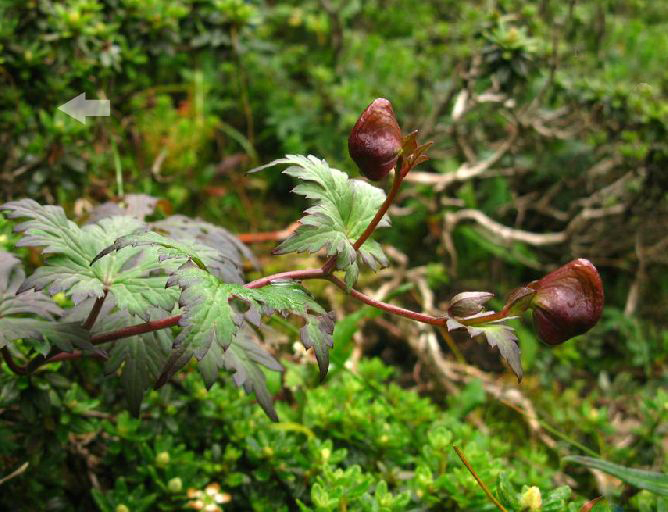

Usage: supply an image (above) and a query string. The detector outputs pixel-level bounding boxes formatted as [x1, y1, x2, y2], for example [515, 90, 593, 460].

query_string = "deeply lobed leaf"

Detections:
[448, 316, 523, 381]
[254, 155, 389, 285]
[0, 251, 90, 353]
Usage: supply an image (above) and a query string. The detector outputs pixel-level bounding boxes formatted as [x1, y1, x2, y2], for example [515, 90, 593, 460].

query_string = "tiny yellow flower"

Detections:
[520, 486, 542, 511]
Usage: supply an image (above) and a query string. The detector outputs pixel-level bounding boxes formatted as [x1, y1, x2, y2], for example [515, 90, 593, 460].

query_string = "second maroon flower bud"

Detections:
[348, 98, 402, 181]
[528, 258, 604, 345]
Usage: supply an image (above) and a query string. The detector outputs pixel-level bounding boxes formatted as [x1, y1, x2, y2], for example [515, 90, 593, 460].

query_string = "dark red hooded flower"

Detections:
[348, 98, 402, 180]
[528, 258, 604, 345]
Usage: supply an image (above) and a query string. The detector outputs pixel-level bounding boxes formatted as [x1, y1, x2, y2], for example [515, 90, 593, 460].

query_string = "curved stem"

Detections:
[325, 274, 446, 326]
[83, 290, 108, 330]
[353, 171, 403, 251]
[321, 170, 403, 274]
[453, 445, 508, 512]
[245, 268, 326, 289]
[9, 264, 448, 374]
[1, 348, 28, 375]
[91, 315, 182, 345]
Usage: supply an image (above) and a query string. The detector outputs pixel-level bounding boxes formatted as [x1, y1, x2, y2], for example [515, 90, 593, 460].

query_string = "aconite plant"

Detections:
[0, 99, 604, 420]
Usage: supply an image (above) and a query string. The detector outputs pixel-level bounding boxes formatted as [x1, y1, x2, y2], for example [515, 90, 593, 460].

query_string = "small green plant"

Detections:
[0, 99, 604, 423]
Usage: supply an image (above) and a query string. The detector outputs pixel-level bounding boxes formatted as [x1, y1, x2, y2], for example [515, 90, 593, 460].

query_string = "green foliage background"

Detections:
[0, 0, 667, 510]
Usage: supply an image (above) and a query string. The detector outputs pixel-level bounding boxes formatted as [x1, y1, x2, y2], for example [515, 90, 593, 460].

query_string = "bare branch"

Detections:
[445, 209, 567, 246]
[405, 132, 517, 191]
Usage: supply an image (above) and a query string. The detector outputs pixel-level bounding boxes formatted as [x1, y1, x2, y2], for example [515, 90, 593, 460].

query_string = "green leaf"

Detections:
[92, 225, 247, 284]
[158, 262, 331, 388]
[161, 262, 246, 378]
[300, 312, 335, 380]
[2, 199, 91, 267]
[254, 155, 389, 284]
[2, 201, 179, 318]
[564, 455, 668, 496]
[104, 312, 172, 416]
[221, 328, 283, 422]
[0, 251, 90, 353]
[344, 262, 359, 291]
[153, 215, 258, 271]
[495, 473, 520, 510]
[542, 485, 572, 512]
[466, 322, 523, 381]
[249, 279, 325, 316]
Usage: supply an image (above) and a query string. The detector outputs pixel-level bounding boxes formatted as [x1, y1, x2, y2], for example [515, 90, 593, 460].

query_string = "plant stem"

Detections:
[83, 290, 108, 330]
[91, 315, 183, 345]
[456, 309, 509, 326]
[245, 268, 327, 289]
[325, 274, 446, 325]
[1, 348, 27, 375]
[453, 445, 508, 512]
[7, 263, 449, 375]
[437, 326, 466, 363]
[353, 170, 403, 251]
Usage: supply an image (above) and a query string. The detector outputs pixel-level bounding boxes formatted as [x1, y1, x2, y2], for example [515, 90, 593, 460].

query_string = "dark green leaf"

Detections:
[159, 262, 328, 385]
[3, 201, 179, 318]
[104, 314, 172, 416]
[0, 251, 90, 352]
[300, 312, 336, 380]
[221, 328, 283, 422]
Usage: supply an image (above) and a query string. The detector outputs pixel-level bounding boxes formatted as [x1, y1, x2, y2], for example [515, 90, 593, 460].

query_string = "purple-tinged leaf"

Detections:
[300, 311, 336, 380]
[466, 322, 523, 381]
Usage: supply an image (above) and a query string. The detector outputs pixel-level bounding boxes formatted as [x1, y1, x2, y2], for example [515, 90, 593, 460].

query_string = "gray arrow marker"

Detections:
[58, 93, 110, 124]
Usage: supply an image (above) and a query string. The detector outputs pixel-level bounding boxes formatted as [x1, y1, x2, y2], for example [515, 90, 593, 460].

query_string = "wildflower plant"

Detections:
[0, 99, 604, 421]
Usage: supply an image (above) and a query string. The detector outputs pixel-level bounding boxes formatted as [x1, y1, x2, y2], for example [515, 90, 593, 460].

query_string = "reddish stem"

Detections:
[91, 315, 183, 345]
[46, 350, 105, 364]
[83, 290, 108, 330]
[325, 274, 446, 326]
[236, 221, 300, 244]
[353, 170, 403, 251]
[6, 156, 447, 375]
[245, 268, 326, 289]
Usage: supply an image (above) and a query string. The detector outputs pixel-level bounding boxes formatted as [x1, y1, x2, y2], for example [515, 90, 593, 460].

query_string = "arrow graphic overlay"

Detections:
[58, 93, 110, 124]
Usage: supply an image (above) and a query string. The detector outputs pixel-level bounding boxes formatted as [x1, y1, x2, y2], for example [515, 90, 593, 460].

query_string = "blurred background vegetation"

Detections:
[0, 0, 666, 510]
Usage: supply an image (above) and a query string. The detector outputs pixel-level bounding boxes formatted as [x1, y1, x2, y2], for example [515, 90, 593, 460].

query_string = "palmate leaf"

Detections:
[88, 196, 254, 280]
[153, 215, 259, 272]
[86, 194, 159, 224]
[59, 296, 173, 415]
[156, 262, 333, 417]
[103, 311, 172, 416]
[448, 317, 523, 381]
[467, 322, 523, 381]
[159, 262, 327, 376]
[254, 155, 389, 285]
[1, 200, 180, 319]
[0, 251, 89, 353]
[300, 312, 336, 380]
[91, 226, 246, 284]
[215, 327, 282, 421]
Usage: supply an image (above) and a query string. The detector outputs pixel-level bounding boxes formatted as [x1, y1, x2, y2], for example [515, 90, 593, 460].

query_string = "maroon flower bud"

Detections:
[348, 98, 402, 180]
[528, 258, 604, 345]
